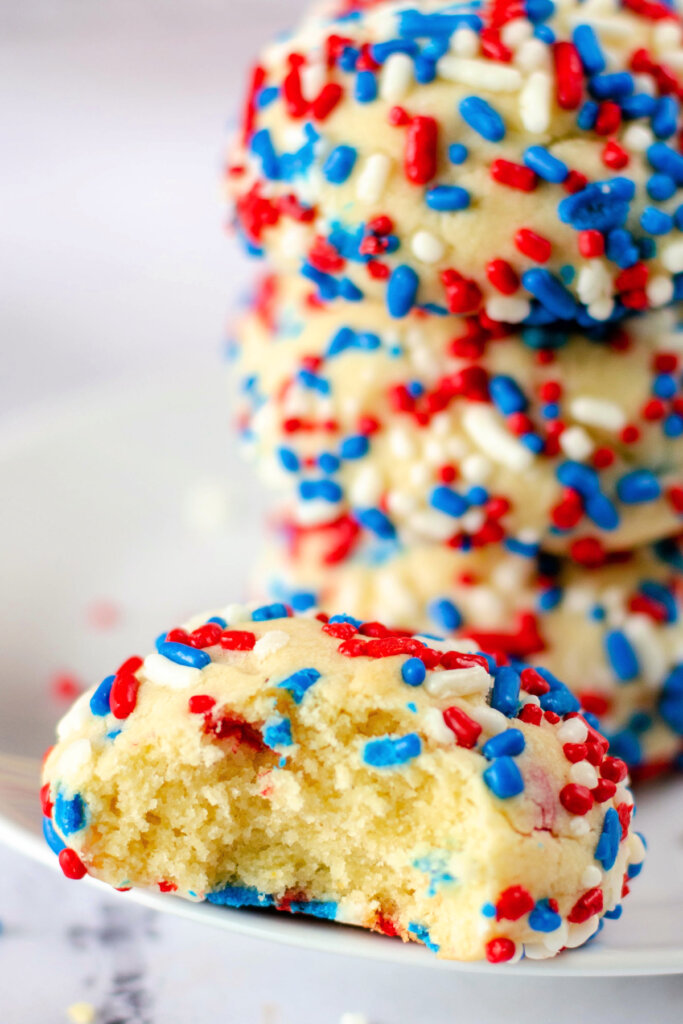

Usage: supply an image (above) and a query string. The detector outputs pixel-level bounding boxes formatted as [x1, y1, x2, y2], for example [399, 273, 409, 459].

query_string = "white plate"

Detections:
[1, 374, 683, 976]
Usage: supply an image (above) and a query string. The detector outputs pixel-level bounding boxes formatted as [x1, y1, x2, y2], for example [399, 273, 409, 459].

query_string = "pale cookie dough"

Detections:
[256, 529, 683, 773]
[231, 274, 683, 553]
[228, 0, 683, 326]
[42, 606, 644, 963]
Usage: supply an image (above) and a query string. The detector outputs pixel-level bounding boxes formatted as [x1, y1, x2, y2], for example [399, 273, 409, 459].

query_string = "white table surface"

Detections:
[2, 2, 683, 1020]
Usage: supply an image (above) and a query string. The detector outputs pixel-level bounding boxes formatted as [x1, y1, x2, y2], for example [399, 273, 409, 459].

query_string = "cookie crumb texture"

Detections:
[43, 607, 644, 963]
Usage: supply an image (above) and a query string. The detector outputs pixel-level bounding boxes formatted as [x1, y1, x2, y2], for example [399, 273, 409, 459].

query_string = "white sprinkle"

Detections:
[568, 817, 591, 837]
[142, 653, 202, 690]
[349, 464, 383, 507]
[587, 297, 615, 322]
[570, 396, 626, 432]
[220, 603, 250, 627]
[57, 692, 93, 742]
[461, 509, 486, 533]
[355, 153, 392, 205]
[570, 761, 599, 789]
[450, 27, 479, 57]
[501, 17, 533, 49]
[560, 425, 595, 462]
[622, 615, 667, 688]
[618, 784, 634, 807]
[647, 275, 674, 308]
[629, 831, 646, 864]
[301, 61, 326, 100]
[486, 295, 531, 323]
[461, 453, 492, 484]
[253, 630, 290, 660]
[622, 124, 654, 153]
[422, 706, 456, 747]
[389, 426, 417, 459]
[56, 738, 92, 778]
[577, 261, 611, 305]
[439, 56, 522, 92]
[520, 70, 551, 133]
[408, 508, 461, 541]
[514, 37, 550, 72]
[654, 21, 683, 53]
[411, 230, 445, 264]
[565, 917, 600, 949]
[582, 865, 603, 889]
[557, 718, 588, 744]
[461, 404, 533, 471]
[380, 52, 414, 101]
[424, 665, 492, 698]
[294, 499, 341, 527]
[661, 241, 683, 274]
[386, 489, 416, 517]
[468, 704, 509, 736]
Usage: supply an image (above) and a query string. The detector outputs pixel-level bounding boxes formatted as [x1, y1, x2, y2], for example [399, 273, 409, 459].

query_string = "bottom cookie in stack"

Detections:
[255, 525, 683, 778]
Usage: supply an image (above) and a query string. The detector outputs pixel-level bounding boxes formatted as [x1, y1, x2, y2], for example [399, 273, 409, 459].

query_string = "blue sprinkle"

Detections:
[157, 641, 211, 670]
[558, 179, 633, 233]
[256, 85, 279, 109]
[338, 46, 359, 72]
[459, 96, 506, 142]
[370, 39, 418, 64]
[408, 922, 440, 953]
[648, 142, 683, 185]
[340, 434, 369, 460]
[585, 492, 619, 531]
[289, 900, 338, 920]
[54, 792, 87, 836]
[604, 905, 623, 919]
[318, 452, 340, 474]
[641, 207, 673, 235]
[556, 460, 599, 496]
[299, 479, 343, 503]
[654, 373, 677, 399]
[289, 591, 316, 613]
[542, 402, 559, 419]
[448, 143, 468, 165]
[606, 228, 640, 269]
[297, 369, 329, 394]
[522, 269, 578, 319]
[481, 902, 496, 918]
[355, 70, 377, 104]
[207, 616, 227, 628]
[491, 666, 521, 718]
[640, 581, 677, 623]
[430, 485, 468, 518]
[505, 537, 540, 558]
[572, 23, 605, 75]
[415, 55, 437, 84]
[621, 93, 657, 119]
[529, 900, 562, 933]
[278, 667, 321, 704]
[647, 173, 676, 201]
[490, 375, 528, 415]
[89, 675, 114, 717]
[323, 145, 357, 185]
[616, 469, 662, 505]
[525, 0, 555, 23]
[604, 631, 640, 682]
[609, 727, 642, 766]
[577, 101, 598, 131]
[523, 146, 568, 183]
[653, 96, 679, 140]
[466, 486, 488, 506]
[482, 728, 525, 760]
[363, 733, 422, 767]
[534, 24, 554, 42]
[278, 447, 300, 473]
[207, 885, 274, 908]
[664, 413, 683, 437]
[429, 598, 462, 632]
[401, 657, 426, 687]
[483, 756, 524, 799]
[387, 265, 419, 318]
[43, 816, 65, 855]
[660, 665, 683, 733]
[595, 807, 621, 871]
[521, 433, 544, 454]
[407, 702, 417, 713]
[106, 729, 121, 742]
[539, 685, 580, 716]
[329, 613, 362, 627]
[589, 71, 634, 100]
[251, 128, 281, 180]
[263, 716, 293, 749]
[252, 602, 289, 621]
[354, 507, 396, 539]
[425, 185, 470, 211]
[538, 586, 562, 612]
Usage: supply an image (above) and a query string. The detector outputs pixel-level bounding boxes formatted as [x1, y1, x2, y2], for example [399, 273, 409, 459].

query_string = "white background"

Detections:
[1, 2, 683, 1021]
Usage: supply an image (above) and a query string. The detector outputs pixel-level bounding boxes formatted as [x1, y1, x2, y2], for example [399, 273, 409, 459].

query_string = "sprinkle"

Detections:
[458, 96, 506, 142]
[482, 729, 525, 759]
[483, 757, 524, 798]
[58, 849, 87, 880]
[560, 784, 594, 816]
[411, 230, 445, 263]
[54, 792, 86, 836]
[355, 153, 392, 204]
[515, 228, 551, 262]
[595, 808, 622, 870]
[405, 116, 438, 185]
[442, 706, 482, 748]
[425, 185, 470, 211]
[491, 159, 537, 191]
[263, 716, 293, 749]
[485, 937, 517, 963]
[496, 885, 534, 921]
[616, 470, 662, 504]
[424, 665, 491, 698]
[554, 42, 583, 110]
[569, 396, 626, 432]
[490, 375, 528, 415]
[604, 631, 640, 682]
[380, 52, 414, 102]
[519, 71, 552, 133]
[89, 676, 114, 717]
[363, 733, 422, 767]
[142, 653, 201, 690]
[157, 640, 211, 670]
[277, 667, 321, 704]
[401, 657, 427, 687]
[529, 900, 563, 933]
[430, 485, 468, 518]
[522, 269, 578, 319]
[428, 598, 462, 631]
[572, 24, 606, 75]
[523, 146, 568, 183]
[491, 667, 521, 717]
[387, 265, 419, 318]
[461, 405, 533, 471]
[323, 145, 357, 185]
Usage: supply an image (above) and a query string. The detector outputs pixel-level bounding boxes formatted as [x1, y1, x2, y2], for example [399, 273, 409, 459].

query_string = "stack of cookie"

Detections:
[226, 0, 683, 775]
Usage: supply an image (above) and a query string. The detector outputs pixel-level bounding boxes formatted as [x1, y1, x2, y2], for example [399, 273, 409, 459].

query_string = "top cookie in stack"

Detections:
[226, 0, 683, 772]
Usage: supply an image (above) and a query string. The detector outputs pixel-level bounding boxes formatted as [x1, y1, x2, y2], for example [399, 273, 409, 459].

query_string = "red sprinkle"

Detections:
[520, 667, 551, 696]
[595, 101, 621, 136]
[578, 230, 605, 258]
[188, 695, 216, 714]
[554, 42, 584, 110]
[563, 743, 589, 764]
[312, 82, 343, 121]
[442, 706, 482, 749]
[490, 159, 537, 192]
[220, 630, 257, 651]
[496, 885, 534, 921]
[58, 848, 87, 880]
[405, 116, 439, 185]
[485, 937, 516, 963]
[515, 228, 552, 262]
[518, 703, 543, 726]
[486, 259, 520, 295]
[568, 887, 604, 924]
[40, 783, 53, 818]
[601, 757, 628, 783]
[560, 783, 594, 815]
[158, 881, 178, 893]
[110, 672, 140, 720]
[592, 778, 617, 802]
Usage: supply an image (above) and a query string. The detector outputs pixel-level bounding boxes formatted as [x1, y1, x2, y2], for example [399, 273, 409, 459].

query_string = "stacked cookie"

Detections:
[227, 0, 683, 773]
